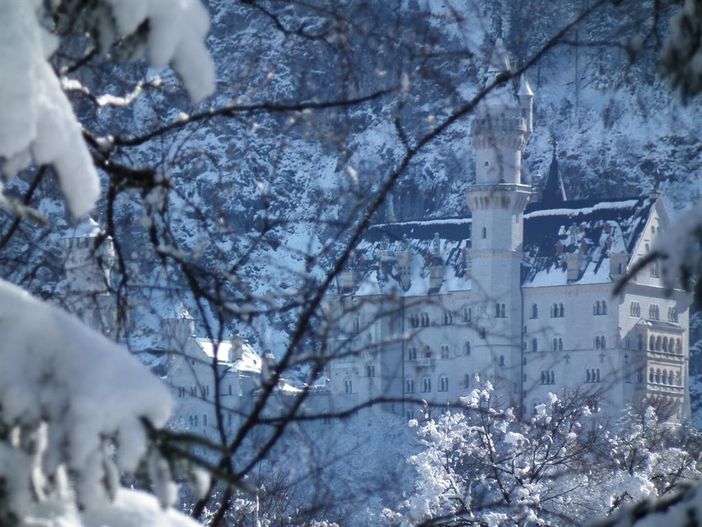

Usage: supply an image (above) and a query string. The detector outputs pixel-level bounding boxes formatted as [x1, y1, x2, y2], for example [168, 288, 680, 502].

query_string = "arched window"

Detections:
[655, 369, 661, 384]
[649, 336, 655, 351]
[422, 376, 431, 393]
[655, 336, 662, 351]
[541, 371, 546, 384]
[531, 304, 538, 319]
[408, 348, 417, 361]
[663, 337, 669, 353]
[367, 365, 376, 377]
[344, 379, 353, 394]
[439, 375, 449, 392]
[662, 370, 668, 385]
[463, 307, 471, 323]
[405, 378, 415, 393]
[559, 303, 565, 317]
[601, 301, 607, 315]
[550, 370, 555, 384]
[586, 369, 591, 383]
[464, 341, 471, 356]
[649, 369, 654, 383]
[440, 345, 450, 359]
[594, 301, 600, 315]
[677, 339, 682, 354]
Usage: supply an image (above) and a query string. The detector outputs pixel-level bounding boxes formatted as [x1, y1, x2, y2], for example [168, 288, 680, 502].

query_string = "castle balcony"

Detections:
[413, 357, 436, 369]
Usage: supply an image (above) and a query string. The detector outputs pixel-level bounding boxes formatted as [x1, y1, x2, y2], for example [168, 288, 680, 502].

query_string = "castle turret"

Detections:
[63, 217, 114, 294]
[63, 217, 117, 335]
[467, 40, 533, 408]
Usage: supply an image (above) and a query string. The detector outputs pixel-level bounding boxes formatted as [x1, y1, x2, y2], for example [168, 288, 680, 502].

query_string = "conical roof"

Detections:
[541, 146, 567, 205]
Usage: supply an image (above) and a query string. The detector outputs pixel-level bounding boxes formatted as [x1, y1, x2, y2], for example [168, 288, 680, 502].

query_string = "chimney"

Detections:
[565, 252, 582, 282]
[398, 235, 412, 291]
[429, 233, 444, 291]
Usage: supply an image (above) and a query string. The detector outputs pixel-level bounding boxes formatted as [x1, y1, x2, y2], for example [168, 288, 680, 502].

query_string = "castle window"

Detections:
[405, 378, 415, 394]
[496, 303, 506, 318]
[618, 262, 624, 274]
[585, 368, 601, 383]
[344, 379, 353, 394]
[422, 376, 431, 393]
[499, 355, 505, 367]
[465, 374, 471, 389]
[193, 415, 198, 426]
[630, 301, 641, 317]
[650, 261, 660, 278]
[482, 227, 487, 239]
[637, 368, 643, 383]
[463, 307, 472, 323]
[203, 414, 207, 427]
[677, 338, 682, 354]
[552, 337, 563, 351]
[366, 365, 376, 377]
[440, 345, 450, 359]
[638, 334, 644, 351]
[649, 304, 660, 321]
[531, 304, 538, 319]
[228, 384, 232, 396]
[540, 370, 555, 385]
[408, 348, 417, 361]
[668, 307, 678, 322]
[531, 338, 538, 353]
[439, 375, 449, 392]
[479, 328, 486, 339]
[464, 341, 471, 356]
[649, 369, 654, 383]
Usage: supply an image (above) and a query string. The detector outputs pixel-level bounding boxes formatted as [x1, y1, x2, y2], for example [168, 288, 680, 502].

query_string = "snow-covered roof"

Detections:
[345, 195, 656, 295]
[195, 338, 262, 373]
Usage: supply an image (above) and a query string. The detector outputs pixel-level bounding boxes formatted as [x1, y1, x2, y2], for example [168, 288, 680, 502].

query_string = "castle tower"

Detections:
[63, 217, 116, 335]
[467, 39, 533, 407]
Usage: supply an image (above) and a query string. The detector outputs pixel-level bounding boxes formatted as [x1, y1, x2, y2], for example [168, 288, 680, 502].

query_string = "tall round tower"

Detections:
[64, 217, 114, 294]
[467, 39, 533, 408]
[63, 217, 116, 334]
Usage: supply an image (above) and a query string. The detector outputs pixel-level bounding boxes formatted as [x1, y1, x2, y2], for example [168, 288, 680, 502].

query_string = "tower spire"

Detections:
[541, 139, 567, 205]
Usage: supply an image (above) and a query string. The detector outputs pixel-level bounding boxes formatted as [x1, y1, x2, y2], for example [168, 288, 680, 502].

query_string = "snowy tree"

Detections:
[392, 383, 702, 526]
[0, 1, 214, 525]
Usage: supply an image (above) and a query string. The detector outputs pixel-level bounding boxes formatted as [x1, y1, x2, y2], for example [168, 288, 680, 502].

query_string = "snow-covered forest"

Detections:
[4, 0, 702, 526]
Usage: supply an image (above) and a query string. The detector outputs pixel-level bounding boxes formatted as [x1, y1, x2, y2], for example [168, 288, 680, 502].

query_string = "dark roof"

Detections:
[540, 150, 567, 205]
[349, 196, 656, 295]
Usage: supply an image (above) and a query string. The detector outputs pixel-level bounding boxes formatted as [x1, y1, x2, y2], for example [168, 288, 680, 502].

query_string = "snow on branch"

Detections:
[0, 279, 198, 525]
[0, 0, 215, 218]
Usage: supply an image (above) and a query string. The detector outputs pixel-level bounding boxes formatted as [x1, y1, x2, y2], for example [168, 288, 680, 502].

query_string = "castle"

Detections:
[325, 40, 691, 421]
[61, 40, 692, 431]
